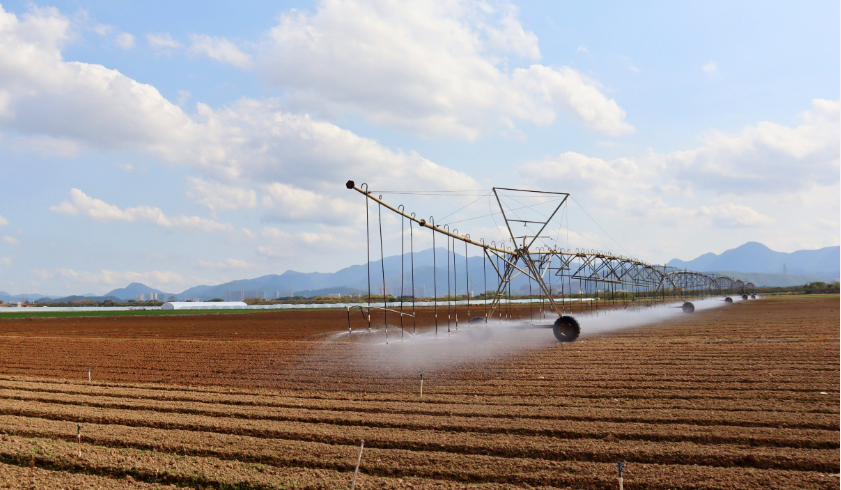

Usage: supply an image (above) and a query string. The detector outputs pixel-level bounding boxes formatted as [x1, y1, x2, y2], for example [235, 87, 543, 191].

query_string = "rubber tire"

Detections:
[751, 294, 756, 299]
[682, 302, 695, 313]
[724, 297, 733, 303]
[553, 316, 580, 342]
[469, 317, 485, 324]
[742, 294, 748, 300]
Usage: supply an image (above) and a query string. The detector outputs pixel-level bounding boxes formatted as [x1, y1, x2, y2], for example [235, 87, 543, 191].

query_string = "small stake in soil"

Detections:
[350, 439, 365, 490]
[419, 372, 424, 398]
[87, 366, 91, 382]
[617, 461, 625, 490]
[77, 423, 82, 457]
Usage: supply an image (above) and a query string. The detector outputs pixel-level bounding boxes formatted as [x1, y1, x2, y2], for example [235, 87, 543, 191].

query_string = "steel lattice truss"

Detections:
[347, 181, 757, 323]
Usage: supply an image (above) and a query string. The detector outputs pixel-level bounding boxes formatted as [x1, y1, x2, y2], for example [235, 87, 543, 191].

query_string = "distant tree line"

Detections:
[758, 281, 840, 295]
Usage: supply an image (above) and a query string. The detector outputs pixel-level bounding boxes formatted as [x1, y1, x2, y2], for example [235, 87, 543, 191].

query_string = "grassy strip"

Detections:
[0, 307, 347, 319]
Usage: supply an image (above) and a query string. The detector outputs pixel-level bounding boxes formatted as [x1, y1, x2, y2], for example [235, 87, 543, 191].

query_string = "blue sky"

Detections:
[0, 0, 837, 296]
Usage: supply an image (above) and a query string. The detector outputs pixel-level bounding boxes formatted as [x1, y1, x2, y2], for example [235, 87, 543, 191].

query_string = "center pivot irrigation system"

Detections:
[345, 181, 757, 343]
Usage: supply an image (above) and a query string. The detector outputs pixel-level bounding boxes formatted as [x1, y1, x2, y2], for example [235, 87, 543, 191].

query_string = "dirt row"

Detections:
[0, 295, 836, 489]
[1, 387, 836, 432]
[0, 398, 836, 454]
[0, 428, 837, 489]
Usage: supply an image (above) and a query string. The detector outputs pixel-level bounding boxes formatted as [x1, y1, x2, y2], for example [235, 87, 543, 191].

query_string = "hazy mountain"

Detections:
[104, 283, 175, 301]
[668, 242, 840, 279]
[6, 243, 836, 302]
[0, 291, 46, 303]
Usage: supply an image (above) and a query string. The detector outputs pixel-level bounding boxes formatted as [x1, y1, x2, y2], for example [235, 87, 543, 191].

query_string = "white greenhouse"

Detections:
[161, 301, 247, 310]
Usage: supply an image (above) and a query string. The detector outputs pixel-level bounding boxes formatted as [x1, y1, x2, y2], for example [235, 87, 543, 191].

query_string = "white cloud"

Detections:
[0, 8, 199, 152]
[146, 32, 182, 49]
[49, 188, 232, 232]
[673, 99, 840, 193]
[94, 24, 113, 36]
[576, 45, 591, 56]
[0, 5, 479, 228]
[30, 268, 53, 279]
[0, 214, 8, 226]
[2, 236, 20, 245]
[6, 135, 80, 157]
[697, 204, 774, 228]
[176, 90, 191, 106]
[702, 61, 717, 73]
[189, 34, 251, 68]
[115, 32, 135, 50]
[258, 0, 633, 139]
[117, 162, 134, 173]
[187, 177, 258, 212]
[198, 258, 259, 270]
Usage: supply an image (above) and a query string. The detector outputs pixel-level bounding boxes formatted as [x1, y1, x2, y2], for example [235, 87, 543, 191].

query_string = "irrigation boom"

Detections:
[346, 180, 757, 342]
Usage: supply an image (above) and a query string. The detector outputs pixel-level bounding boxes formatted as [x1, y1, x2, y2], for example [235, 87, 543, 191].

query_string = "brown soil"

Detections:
[0, 295, 837, 489]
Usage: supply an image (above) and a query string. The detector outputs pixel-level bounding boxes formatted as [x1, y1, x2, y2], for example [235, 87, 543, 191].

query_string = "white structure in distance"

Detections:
[161, 301, 247, 310]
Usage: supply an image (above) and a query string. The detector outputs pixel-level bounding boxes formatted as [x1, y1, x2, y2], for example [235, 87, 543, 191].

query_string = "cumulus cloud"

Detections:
[54, 268, 194, 289]
[189, 34, 251, 68]
[702, 61, 717, 73]
[671, 99, 840, 193]
[0, 5, 479, 228]
[0, 214, 8, 226]
[115, 32, 135, 50]
[50, 188, 232, 232]
[2, 236, 20, 245]
[257, 0, 633, 139]
[146, 32, 182, 49]
[187, 177, 258, 212]
[198, 258, 259, 270]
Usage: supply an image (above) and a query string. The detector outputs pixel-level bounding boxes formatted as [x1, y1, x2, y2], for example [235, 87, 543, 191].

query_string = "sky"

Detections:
[0, 0, 837, 296]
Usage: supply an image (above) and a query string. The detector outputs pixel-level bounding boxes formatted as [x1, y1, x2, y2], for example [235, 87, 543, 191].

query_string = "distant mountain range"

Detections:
[668, 242, 839, 279]
[4, 242, 838, 302]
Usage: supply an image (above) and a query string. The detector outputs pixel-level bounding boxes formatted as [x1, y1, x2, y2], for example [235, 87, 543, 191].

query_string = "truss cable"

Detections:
[410, 214, 416, 335]
[453, 232, 458, 330]
[365, 184, 371, 330]
[482, 239, 487, 323]
[437, 191, 492, 223]
[528, 274, 533, 323]
[465, 238, 470, 322]
[431, 217, 438, 336]
[378, 201, 388, 344]
[445, 227, 451, 334]
[399, 207, 405, 340]
[570, 196, 632, 258]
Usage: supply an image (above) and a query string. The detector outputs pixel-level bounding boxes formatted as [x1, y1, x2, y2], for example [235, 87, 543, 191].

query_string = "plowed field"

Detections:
[0, 295, 837, 489]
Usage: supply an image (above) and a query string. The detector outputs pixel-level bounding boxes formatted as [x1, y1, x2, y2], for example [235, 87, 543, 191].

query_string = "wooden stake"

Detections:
[77, 424, 82, 457]
[617, 461, 625, 490]
[87, 367, 91, 382]
[420, 372, 424, 398]
[350, 439, 364, 490]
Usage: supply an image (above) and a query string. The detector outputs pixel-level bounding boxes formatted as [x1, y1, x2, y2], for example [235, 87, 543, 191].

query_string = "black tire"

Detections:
[553, 316, 580, 342]
[751, 294, 756, 299]
[469, 317, 485, 324]
[682, 302, 695, 313]
[742, 294, 748, 300]
[724, 297, 733, 303]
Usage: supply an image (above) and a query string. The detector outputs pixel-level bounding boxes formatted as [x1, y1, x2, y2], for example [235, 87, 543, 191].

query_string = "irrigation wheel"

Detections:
[724, 297, 733, 303]
[742, 294, 749, 300]
[553, 316, 580, 342]
[681, 302, 695, 313]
